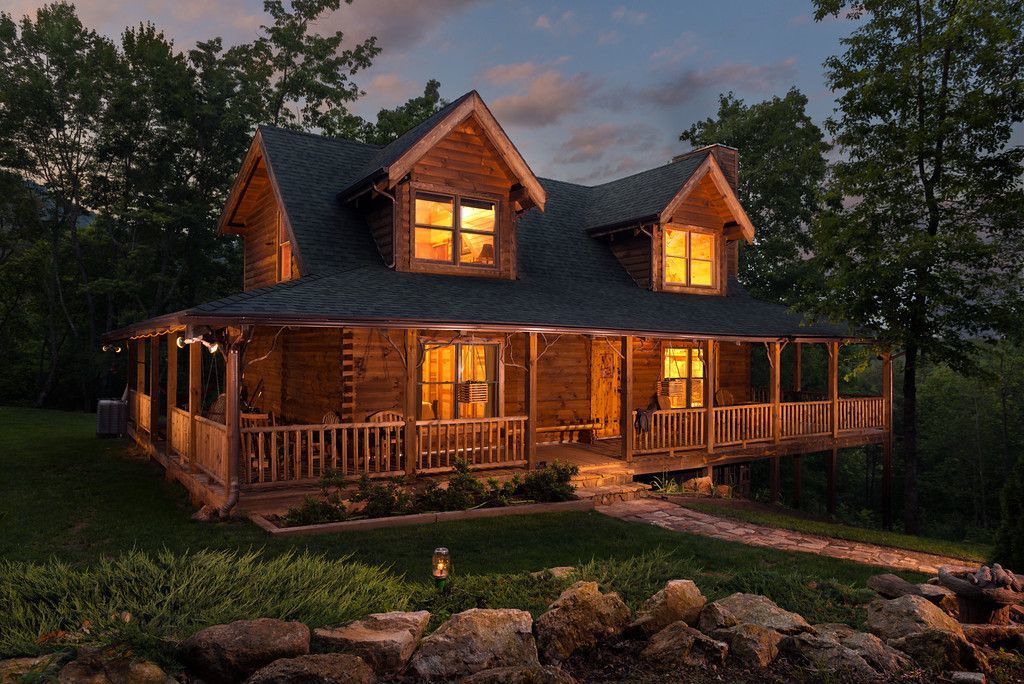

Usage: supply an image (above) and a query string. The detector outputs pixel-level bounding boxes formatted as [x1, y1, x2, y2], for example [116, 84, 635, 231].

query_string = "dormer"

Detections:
[588, 144, 754, 296]
[340, 92, 546, 280]
[218, 135, 300, 291]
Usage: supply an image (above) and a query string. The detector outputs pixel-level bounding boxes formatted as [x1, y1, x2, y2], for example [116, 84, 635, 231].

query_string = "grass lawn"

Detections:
[676, 497, 990, 562]
[1, 405, 942, 655]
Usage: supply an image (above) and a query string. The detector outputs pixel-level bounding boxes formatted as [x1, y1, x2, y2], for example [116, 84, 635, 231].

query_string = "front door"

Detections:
[590, 340, 621, 437]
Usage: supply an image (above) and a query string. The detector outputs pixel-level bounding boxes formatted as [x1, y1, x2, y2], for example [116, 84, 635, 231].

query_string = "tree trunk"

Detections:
[902, 341, 920, 534]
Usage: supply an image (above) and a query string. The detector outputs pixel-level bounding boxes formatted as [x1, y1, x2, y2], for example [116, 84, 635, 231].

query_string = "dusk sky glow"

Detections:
[1, 0, 871, 183]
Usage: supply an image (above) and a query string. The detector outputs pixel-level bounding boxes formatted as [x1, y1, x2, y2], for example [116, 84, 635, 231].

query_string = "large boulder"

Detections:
[57, 648, 172, 684]
[866, 596, 985, 671]
[710, 593, 813, 635]
[406, 608, 538, 681]
[179, 618, 310, 683]
[535, 581, 631, 663]
[641, 622, 728, 667]
[683, 476, 713, 495]
[461, 665, 576, 683]
[245, 653, 374, 684]
[865, 595, 962, 641]
[780, 632, 879, 681]
[697, 602, 738, 634]
[628, 580, 706, 637]
[313, 610, 430, 675]
[713, 623, 782, 668]
[814, 624, 913, 674]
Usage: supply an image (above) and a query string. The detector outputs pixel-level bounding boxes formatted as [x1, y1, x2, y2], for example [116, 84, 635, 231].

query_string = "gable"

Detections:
[412, 116, 516, 195]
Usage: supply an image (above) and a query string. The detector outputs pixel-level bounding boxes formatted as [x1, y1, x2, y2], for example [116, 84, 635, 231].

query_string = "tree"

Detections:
[807, 0, 1024, 532]
[994, 455, 1024, 569]
[680, 89, 830, 304]
[251, 0, 379, 135]
[357, 79, 448, 145]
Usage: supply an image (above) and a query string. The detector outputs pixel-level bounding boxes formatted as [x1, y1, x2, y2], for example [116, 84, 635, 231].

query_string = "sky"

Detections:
[1, 0, 868, 184]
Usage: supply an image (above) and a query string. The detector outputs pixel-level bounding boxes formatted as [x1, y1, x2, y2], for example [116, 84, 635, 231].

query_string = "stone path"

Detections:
[597, 497, 971, 575]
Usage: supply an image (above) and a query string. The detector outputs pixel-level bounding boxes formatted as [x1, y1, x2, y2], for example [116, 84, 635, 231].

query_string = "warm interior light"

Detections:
[432, 547, 451, 582]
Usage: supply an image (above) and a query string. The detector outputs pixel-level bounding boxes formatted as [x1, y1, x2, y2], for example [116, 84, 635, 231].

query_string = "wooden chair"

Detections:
[366, 409, 404, 423]
[364, 410, 404, 472]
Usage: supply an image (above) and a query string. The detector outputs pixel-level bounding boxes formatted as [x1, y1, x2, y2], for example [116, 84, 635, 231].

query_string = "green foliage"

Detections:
[515, 461, 578, 502]
[994, 457, 1024, 569]
[284, 494, 346, 527]
[0, 549, 411, 662]
[342, 79, 449, 145]
[350, 474, 413, 519]
[680, 89, 830, 304]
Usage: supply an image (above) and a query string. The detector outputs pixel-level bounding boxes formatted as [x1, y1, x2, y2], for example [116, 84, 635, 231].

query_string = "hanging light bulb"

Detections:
[176, 336, 186, 349]
[101, 344, 110, 352]
[206, 341, 219, 354]
[113, 345, 122, 353]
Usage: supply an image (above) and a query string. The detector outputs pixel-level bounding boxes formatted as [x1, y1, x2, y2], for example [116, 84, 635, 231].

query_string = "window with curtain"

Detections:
[414, 192, 496, 267]
[418, 341, 499, 419]
[664, 226, 715, 288]
[662, 346, 705, 408]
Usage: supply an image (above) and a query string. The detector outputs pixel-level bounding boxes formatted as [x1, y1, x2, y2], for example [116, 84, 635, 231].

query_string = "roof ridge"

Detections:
[258, 124, 382, 149]
[589, 149, 711, 190]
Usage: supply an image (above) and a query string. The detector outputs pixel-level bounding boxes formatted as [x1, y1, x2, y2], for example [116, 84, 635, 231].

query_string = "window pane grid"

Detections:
[418, 341, 499, 419]
[664, 227, 715, 288]
[414, 192, 497, 266]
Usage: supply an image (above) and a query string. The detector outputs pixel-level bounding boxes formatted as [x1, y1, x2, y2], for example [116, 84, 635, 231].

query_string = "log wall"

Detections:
[242, 183, 280, 291]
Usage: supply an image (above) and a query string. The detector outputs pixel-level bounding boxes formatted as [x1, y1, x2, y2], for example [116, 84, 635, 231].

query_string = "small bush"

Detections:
[350, 475, 413, 518]
[0, 550, 411, 663]
[285, 495, 347, 527]
[515, 461, 578, 502]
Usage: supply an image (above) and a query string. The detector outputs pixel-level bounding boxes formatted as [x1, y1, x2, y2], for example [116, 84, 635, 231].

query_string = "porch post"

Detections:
[829, 341, 839, 439]
[166, 333, 178, 453]
[881, 351, 893, 529]
[525, 333, 538, 469]
[126, 340, 136, 426]
[148, 337, 160, 440]
[704, 340, 716, 456]
[404, 328, 418, 476]
[620, 335, 634, 463]
[225, 333, 241, 490]
[769, 341, 781, 504]
[793, 342, 802, 394]
[188, 340, 201, 463]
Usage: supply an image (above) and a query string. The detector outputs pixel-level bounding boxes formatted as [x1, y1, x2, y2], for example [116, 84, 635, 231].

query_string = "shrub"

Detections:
[993, 457, 1024, 569]
[0, 550, 411, 663]
[350, 475, 413, 518]
[285, 495, 346, 527]
[515, 461, 578, 502]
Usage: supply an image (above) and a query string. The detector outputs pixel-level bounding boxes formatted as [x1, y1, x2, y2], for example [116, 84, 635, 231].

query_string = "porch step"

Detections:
[571, 470, 635, 488]
[575, 482, 652, 505]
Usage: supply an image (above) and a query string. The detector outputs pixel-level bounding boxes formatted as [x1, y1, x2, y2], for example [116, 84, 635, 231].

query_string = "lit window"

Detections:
[665, 227, 715, 288]
[662, 346, 704, 409]
[419, 341, 499, 419]
[414, 192, 496, 267]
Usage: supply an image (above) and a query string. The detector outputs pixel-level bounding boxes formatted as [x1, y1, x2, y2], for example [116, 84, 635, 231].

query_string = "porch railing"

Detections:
[131, 390, 152, 433]
[241, 421, 405, 485]
[416, 416, 528, 473]
[714, 404, 773, 446]
[634, 408, 704, 454]
[168, 407, 191, 456]
[839, 396, 886, 431]
[781, 400, 832, 438]
[193, 416, 227, 484]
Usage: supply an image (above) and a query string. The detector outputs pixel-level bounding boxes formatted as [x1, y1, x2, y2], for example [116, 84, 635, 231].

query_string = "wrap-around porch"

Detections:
[123, 325, 893, 522]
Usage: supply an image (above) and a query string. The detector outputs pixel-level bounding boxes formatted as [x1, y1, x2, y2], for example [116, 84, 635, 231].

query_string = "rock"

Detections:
[710, 593, 813, 635]
[179, 618, 310, 683]
[713, 623, 782, 668]
[780, 632, 880, 680]
[865, 595, 963, 641]
[950, 673, 986, 684]
[313, 610, 429, 675]
[245, 653, 373, 684]
[697, 602, 738, 634]
[57, 648, 173, 684]
[962, 623, 1024, 650]
[868, 573, 923, 599]
[683, 476, 713, 495]
[529, 566, 575, 579]
[535, 581, 631, 663]
[627, 580, 706, 636]
[461, 665, 576, 683]
[1, 655, 59, 683]
[192, 504, 218, 521]
[641, 622, 728, 666]
[406, 608, 538, 681]
[889, 629, 986, 672]
[713, 484, 732, 498]
[919, 583, 959, 615]
[841, 630, 913, 673]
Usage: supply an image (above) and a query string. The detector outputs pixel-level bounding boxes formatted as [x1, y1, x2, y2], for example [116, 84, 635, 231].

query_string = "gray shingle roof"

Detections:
[190, 132, 852, 338]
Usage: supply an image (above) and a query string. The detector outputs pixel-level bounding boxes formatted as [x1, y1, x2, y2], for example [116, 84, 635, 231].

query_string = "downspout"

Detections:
[374, 181, 398, 269]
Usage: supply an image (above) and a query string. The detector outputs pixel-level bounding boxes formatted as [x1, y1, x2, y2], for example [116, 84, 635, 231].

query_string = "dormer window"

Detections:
[414, 192, 496, 267]
[665, 226, 715, 288]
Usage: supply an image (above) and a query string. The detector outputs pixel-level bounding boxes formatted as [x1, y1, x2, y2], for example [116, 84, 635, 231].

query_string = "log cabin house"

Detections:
[104, 91, 893, 521]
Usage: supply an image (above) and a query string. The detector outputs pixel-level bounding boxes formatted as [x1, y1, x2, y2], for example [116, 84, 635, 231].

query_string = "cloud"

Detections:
[329, 0, 484, 52]
[489, 68, 595, 127]
[532, 10, 577, 34]
[556, 122, 659, 164]
[610, 6, 647, 25]
[649, 32, 700, 65]
[365, 73, 420, 102]
[481, 61, 543, 86]
[641, 58, 799, 106]
[597, 29, 620, 45]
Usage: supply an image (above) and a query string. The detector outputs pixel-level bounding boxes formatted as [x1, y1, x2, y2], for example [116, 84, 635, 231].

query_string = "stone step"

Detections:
[575, 482, 652, 505]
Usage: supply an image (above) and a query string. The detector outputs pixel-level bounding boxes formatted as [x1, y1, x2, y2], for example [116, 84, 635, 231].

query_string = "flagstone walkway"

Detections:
[597, 497, 971, 575]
